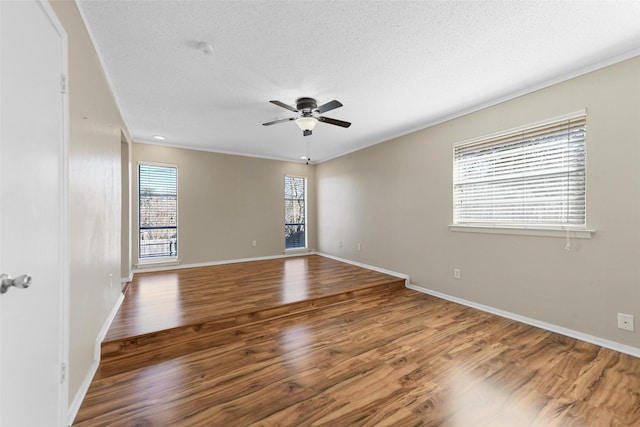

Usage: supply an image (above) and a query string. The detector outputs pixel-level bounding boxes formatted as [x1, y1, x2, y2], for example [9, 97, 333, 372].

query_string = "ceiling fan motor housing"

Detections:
[296, 97, 318, 112]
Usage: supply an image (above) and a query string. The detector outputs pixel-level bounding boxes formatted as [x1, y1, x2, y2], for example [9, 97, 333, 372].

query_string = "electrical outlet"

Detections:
[357, 243, 361, 251]
[252, 240, 257, 247]
[618, 313, 634, 332]
[339, 240, 342, 248]
[454, 268, 461, 279]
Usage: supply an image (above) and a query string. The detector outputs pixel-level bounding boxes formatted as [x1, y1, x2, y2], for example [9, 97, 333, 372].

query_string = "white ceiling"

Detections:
[77, 0, 640, 163]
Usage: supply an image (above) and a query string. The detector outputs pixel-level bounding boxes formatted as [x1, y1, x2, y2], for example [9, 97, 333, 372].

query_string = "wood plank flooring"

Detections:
[98, 255, 405, 377]
[105, 255, 402, 340]
[75, 256, 640, 426]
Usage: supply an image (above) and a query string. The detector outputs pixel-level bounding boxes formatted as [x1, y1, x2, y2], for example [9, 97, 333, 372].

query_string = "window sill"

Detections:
[284, 248, 310, 254]
[136, 257, 180, 268]
[449, 225, 594, 239]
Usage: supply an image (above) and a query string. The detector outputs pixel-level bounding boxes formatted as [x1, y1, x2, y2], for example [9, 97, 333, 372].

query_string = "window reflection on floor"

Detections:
[278, 325, 312, 371]
[281, 257, 309, 303]
[445, 367, 539, 426]
[134, 273, 182, 333]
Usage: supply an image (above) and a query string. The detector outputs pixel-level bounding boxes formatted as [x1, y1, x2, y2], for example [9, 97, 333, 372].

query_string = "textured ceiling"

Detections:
[77, 0, 640, 163]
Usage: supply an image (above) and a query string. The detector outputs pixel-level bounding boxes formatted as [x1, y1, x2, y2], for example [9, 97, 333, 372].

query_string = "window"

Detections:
[453, 113, 586, 230]
[138, 163, 178, 260]
[284, 175, 306, 249]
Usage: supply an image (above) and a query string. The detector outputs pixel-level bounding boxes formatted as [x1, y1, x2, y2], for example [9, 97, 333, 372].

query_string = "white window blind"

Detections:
[139, 163, 178, 259]
[453, 114, 587, 228]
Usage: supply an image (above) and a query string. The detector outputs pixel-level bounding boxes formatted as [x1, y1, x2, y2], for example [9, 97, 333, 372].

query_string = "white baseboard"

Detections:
[120, 271, 133, 284]
[132, 251, 317, 274]
[407, 283, 640, 359]
[67, 292, 125, 426]
[67, 358, 98, 427]
[94, 292, 125, 359]
[316, 253, 410, 286]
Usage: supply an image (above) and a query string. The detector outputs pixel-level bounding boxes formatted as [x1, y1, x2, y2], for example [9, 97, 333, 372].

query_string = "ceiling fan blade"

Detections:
[269, 100, 298, 113]
[318, 116, 351, 128]
[315, 99, 343, 114]
[262, 117, 296, 126]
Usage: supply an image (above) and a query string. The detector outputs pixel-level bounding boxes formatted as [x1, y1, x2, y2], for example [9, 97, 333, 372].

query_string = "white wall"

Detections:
[316, 56, 640, 350]
[50, 0, 129, 404]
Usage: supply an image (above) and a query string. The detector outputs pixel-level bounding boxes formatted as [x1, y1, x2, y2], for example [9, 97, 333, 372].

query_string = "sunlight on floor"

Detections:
[446, 368, 543, 426]
[281, 257, 309, 303]
[134, 273, 182, 331]
[278, 325, 312, 370]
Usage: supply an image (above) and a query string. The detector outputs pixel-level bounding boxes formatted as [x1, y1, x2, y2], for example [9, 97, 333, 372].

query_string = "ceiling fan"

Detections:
[262, 97, 351, 136]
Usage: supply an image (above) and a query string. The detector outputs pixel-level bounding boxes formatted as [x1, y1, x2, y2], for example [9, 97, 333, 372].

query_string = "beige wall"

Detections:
[131, 143, 316, 266]
[316, 56, 640, 349]
[50, 0, 129, 404]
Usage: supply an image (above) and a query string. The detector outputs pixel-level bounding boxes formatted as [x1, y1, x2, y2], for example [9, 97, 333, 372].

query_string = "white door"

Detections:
[0, 1, 68, 426]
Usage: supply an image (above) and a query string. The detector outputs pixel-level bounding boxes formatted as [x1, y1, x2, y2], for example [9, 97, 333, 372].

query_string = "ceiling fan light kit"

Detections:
[263, 97, 351, 136]
[295, 116, 318, 131]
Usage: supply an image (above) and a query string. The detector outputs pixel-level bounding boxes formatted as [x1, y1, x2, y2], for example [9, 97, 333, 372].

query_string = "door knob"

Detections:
[0, 273, 32, 294]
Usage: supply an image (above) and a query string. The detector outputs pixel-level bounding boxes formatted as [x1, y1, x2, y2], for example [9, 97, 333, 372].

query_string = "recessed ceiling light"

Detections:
[152, 135, 166, 141]
[300, 156, 309, 160]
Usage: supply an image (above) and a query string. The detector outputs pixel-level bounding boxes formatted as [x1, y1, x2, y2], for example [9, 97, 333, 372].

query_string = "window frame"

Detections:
[137, 161, 179, 264]
[450, 110, 593, 239]
[284, 175, 307, 251]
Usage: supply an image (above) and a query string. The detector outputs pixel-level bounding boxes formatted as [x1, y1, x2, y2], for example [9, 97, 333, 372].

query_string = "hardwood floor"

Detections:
[98, 255, 405, 377]
[75, 256, 640, 426]
[105, 255, 403, 340]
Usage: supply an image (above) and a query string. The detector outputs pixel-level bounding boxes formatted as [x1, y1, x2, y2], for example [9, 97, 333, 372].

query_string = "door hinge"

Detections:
[60, 362, 66, 383]
[61, 74, 67, 94]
